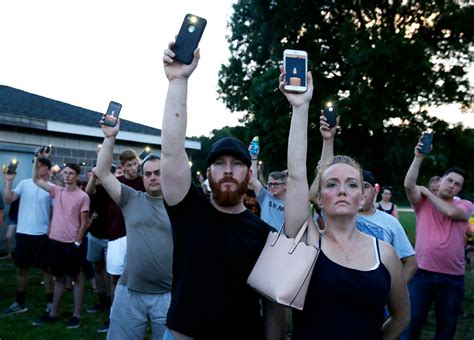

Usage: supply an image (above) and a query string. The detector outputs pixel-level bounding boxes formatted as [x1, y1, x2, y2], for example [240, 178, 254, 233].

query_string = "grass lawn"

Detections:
[0, 211, 472, 339]
[0, 260, 110, 339]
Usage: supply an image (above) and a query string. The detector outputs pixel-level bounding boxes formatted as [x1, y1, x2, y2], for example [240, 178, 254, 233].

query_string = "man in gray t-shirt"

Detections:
[95, 120, 173, 339]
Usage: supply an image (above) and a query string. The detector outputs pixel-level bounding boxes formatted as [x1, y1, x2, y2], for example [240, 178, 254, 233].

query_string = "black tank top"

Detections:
[292, 237, 391, 340]
[377, 202, 395, 215]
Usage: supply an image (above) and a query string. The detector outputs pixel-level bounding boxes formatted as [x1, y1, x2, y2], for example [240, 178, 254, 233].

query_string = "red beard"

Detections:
[208, 172, 250, 207]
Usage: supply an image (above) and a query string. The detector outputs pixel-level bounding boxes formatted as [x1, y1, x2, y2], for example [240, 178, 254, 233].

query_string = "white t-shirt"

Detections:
[14, 179, 52, 235]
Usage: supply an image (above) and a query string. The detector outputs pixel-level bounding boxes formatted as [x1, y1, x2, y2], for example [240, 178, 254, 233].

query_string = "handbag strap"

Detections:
[288, 221, 309, 254]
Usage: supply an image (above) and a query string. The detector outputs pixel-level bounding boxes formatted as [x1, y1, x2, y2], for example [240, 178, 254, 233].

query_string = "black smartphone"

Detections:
[7, 159, 19, 174]
[139, 147, 151, 160]
[102, 101, 122, 127]
[172, 14, 207, 65]
[323, 102, 337, 128]
[419, 132, 434, 155]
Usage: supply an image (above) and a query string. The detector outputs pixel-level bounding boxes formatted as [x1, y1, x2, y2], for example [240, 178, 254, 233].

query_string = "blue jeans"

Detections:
[400, 269, 464, 340]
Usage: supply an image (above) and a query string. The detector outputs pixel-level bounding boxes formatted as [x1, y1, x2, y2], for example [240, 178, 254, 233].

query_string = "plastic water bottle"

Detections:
[249, 136, 260, 158]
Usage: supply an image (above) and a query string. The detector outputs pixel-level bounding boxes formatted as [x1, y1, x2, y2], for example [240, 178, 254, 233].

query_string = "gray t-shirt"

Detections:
[258, 188, 285, 230]
[118, 184, 173, 294]
[356, 209, 415, 259]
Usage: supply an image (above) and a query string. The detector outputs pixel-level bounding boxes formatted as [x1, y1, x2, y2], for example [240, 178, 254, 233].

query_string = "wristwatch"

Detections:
[74, 241, 81, 247]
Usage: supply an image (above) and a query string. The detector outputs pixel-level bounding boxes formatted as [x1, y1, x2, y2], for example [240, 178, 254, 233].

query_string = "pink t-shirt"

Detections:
[49, 184, 90, 243]
[414, 197, 473, 275]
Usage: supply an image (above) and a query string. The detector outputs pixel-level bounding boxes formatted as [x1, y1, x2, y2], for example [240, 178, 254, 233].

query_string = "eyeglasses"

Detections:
[268, 182, 284, 188]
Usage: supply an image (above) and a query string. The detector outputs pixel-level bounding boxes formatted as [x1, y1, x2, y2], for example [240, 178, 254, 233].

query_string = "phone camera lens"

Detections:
[188, 25, 196, 33]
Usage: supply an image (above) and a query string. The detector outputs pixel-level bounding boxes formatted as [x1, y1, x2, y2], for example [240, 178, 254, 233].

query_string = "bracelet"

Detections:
[74, 241, 81, 247]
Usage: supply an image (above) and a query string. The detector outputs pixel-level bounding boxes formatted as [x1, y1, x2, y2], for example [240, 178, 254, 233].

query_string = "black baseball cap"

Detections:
[206, 137, 252, 168]
[37, 157, 52, 169]
[362, 170, 375, 186]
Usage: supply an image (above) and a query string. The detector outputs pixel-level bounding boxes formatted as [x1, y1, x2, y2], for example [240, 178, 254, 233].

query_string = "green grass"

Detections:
[0, 212, 473, 339]
[0, 261, 109, 339]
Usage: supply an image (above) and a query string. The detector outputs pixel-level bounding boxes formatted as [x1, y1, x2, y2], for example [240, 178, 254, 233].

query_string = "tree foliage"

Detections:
[216, 0, 474, 191]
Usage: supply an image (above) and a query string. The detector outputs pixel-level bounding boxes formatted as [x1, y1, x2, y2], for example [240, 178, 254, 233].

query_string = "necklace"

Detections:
[333, 230, 360, 262]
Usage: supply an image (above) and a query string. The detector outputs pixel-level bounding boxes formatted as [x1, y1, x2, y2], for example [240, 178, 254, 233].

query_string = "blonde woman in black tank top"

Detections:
[279, 69, 410, 339]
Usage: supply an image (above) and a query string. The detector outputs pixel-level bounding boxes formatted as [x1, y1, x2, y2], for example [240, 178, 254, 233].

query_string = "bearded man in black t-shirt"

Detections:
[161, 43, 286, 340]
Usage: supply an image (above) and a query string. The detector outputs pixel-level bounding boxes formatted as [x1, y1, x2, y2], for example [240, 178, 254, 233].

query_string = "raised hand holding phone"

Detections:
[283, 49, 308, 93]
[417, 132, 434, 155]
[323, 102, 337, 128]
[172, 14, 207, 65]
[101, 101, 122, 127]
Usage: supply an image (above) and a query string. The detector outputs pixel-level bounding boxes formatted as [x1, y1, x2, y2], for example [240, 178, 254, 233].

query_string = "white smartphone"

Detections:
[283, 49, 308, 92]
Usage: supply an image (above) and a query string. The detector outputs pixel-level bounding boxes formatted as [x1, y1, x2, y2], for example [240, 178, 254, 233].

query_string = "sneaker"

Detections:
[45, 303, 53, 313]
[4, 302, 28, 316]
[97, 319, 110, 333]
[86, 303, 99, 313]
[32, 313, 59, 326]
[66, 316, 80, 329]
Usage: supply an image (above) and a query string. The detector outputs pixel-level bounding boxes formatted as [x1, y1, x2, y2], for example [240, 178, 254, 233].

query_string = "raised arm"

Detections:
[418, 185, 470, 221]
[309, 113, 337, 206]
[33, 157, 51, 194]
[161, 43, 200, 205]
[404, 138, 427, 205]
[96, 120, 122, 204]
[84, 169, 98, 195]
[280, 67, 314, 238]
[249, 146, 264, 198]
[3, 172, 19, 203]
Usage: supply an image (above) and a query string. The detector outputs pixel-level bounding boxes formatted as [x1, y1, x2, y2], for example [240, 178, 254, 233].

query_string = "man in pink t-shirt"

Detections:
[401, 136, 473, 340]
[31, 156, 90, 330]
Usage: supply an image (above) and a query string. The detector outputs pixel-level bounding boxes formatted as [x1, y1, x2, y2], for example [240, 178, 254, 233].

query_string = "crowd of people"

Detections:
[1, 41, 473, 340]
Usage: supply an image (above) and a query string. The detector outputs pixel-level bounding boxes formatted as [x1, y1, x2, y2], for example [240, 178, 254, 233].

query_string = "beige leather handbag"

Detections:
[247, 221, 320, 310]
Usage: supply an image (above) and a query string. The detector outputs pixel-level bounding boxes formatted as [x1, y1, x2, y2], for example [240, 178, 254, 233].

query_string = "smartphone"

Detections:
[283, 49, 308, 92]
[418, 132, 434, 155]
[139, 147, 151, 160]
[323, 102, 337, 128]
[172, 14, 207, 65]
[7, 159, 19, 174]
[102, 101, 122, 127]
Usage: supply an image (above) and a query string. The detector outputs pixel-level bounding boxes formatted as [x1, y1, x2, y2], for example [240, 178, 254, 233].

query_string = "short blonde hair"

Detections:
[314, 155, 363, 195]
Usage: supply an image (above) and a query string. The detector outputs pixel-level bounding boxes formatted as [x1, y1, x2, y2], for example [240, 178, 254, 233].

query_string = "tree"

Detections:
[218, 0, 474, 189]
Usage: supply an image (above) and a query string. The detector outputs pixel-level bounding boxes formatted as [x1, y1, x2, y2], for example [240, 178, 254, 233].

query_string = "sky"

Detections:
[0, 0, 241, 137]
[0, 0, 472, 138]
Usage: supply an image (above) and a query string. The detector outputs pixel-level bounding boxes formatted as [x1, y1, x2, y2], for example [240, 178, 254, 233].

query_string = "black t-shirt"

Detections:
[88, 185, 110, 240]
[165, 184, 274, 339]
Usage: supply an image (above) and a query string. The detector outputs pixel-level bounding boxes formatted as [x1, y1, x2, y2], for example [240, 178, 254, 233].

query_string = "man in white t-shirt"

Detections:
[3, 157, 54, 316]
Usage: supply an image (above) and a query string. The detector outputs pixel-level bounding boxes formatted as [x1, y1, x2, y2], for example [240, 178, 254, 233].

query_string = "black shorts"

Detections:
[14, 233, 49, 270]
[48, 239, 81, 277]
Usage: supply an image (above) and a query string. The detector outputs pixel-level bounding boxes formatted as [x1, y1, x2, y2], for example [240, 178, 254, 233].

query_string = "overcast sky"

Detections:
[0, 0, 472, 137]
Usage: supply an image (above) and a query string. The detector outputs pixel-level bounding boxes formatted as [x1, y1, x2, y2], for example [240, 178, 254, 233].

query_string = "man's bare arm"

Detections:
[161, 44, 200, 205]
[32, 158, 51, 194]
[401, 255, 418, 283]
[96, 121, 122, 205]
[3, 172, 19, 203]
[419, 186, 470, 221]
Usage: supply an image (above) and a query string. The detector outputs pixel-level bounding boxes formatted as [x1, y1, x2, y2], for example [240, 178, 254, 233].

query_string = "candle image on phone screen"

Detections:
[285, 54, 306, 87]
